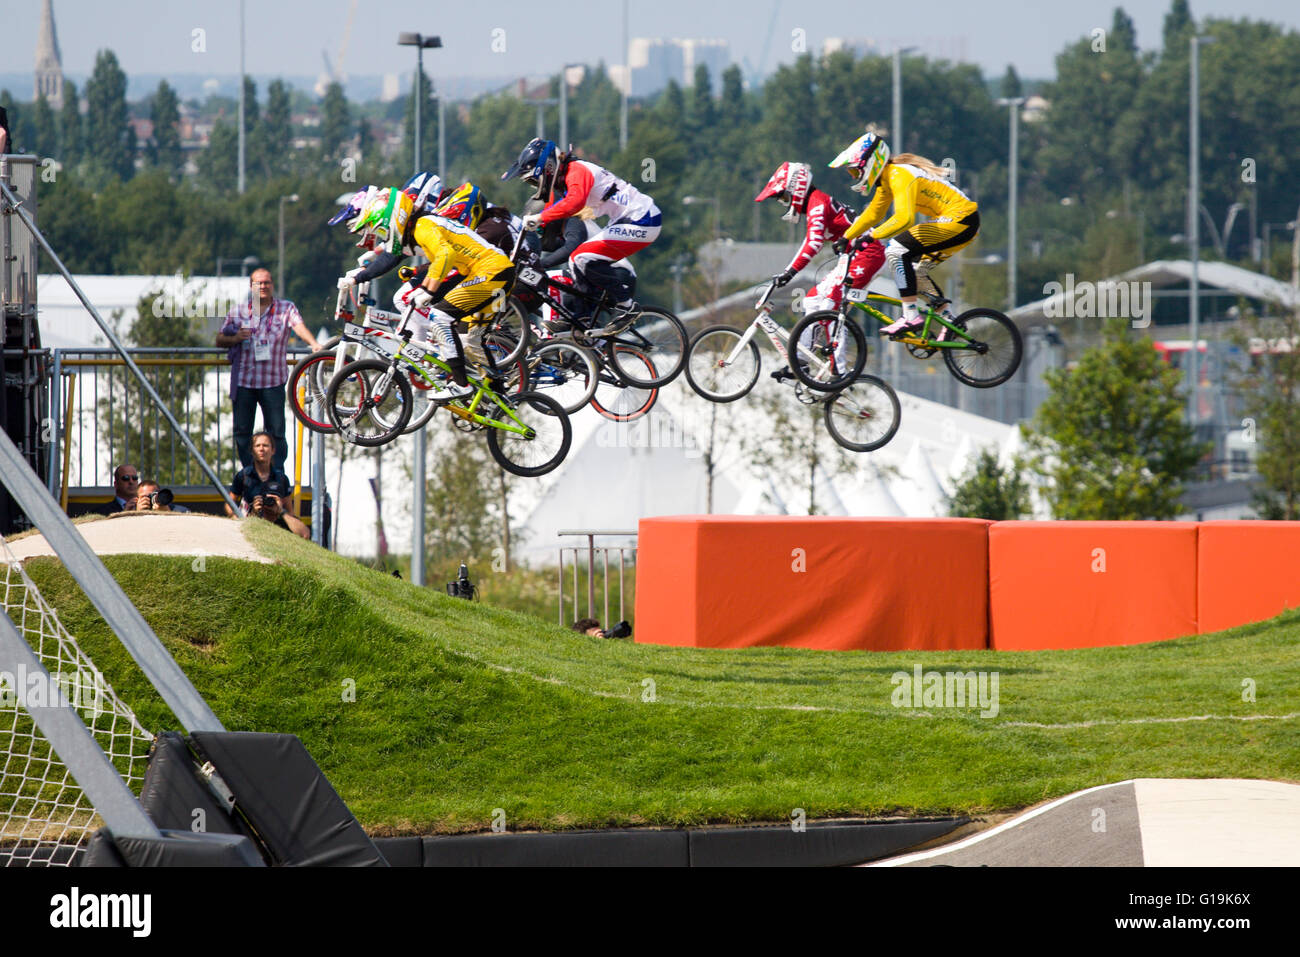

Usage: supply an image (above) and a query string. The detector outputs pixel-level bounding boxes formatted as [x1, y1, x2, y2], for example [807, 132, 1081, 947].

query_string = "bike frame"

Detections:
[722, 283, 841, 377]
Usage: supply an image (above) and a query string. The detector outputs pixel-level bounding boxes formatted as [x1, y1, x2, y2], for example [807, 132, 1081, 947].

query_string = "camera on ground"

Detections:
[600, 620, 632, 640]
[446, 563, 477, 601]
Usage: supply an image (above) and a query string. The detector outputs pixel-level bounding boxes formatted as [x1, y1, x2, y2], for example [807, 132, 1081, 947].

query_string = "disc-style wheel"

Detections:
[941, 308, 1023, 388]
[685, 325, 761, 402]
[787, 311, 868, 391]
[823, 373, 901, 452]
[485, 391, 573, 477]
[591, 348, 658, 422]
[526, 341, 600, 414]
[604, 306, 687, 387]
[326, 359, 413, 447]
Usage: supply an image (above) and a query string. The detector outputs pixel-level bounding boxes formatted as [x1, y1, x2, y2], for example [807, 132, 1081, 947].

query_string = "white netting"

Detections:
[0, 535, 154, 866]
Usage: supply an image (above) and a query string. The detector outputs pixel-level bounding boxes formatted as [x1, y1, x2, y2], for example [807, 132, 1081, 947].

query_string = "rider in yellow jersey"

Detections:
[831, 130, 979, 337]
[350, 187, 515, 397]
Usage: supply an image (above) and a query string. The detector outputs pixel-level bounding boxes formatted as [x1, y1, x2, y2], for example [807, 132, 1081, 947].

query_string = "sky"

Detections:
[4, 0, 1300, 89]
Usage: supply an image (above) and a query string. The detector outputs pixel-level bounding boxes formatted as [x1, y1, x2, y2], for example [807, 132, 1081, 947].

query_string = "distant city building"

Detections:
[34, 0, 65, 108]
[380, 73, 402, 103]
[629, 38, 732, 96]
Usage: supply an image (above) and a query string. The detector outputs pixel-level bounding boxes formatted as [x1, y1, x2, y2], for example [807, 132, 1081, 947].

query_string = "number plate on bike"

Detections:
[400, 344, 426, 361]
[845, 287, 868, 302]
[518, 266, 544, 286]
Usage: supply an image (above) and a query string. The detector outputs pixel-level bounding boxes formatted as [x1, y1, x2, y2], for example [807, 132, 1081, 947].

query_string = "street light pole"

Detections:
[620, 0, 629, 150]
[1189, 34, 1215, 425]
[998, 97, 1026, 311]
[277, 194, 299, 294]
[399, 31, 442, 588]
[237, 0, 245, 194]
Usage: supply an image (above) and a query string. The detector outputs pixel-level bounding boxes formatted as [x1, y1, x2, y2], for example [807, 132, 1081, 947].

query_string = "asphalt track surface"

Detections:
[871, 779, 1300, 866]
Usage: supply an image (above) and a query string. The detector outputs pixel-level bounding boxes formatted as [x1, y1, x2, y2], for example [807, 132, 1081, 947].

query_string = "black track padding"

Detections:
[422, 829, 689, 867]
[137, 731, 252, 841]
[80, 830, 127, 867]
[688, 818, 967, 867]
[189, 731, 387, 867]
[373, 837, 424, 867]
[111, 830, 265, 867]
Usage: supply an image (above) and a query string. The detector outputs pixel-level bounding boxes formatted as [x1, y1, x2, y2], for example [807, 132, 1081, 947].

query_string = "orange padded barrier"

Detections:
[634, 516, 991, 652]
[1197, 521, 1300, 633]
[988, 522, 1198, 650]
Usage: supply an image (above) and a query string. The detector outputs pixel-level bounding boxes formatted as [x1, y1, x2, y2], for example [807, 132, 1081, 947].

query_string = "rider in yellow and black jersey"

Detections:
[350, 187, 515, 396]
[832, 130, 979, 337]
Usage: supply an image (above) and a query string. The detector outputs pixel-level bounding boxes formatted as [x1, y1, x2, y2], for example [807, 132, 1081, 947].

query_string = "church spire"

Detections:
[35, 0, 65, 109]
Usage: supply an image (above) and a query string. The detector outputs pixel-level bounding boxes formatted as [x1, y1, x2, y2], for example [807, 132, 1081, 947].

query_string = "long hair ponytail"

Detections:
[889, 153, 952, 179]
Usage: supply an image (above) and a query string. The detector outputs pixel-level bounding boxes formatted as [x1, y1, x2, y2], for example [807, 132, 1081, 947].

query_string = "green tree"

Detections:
[262, 79, 293, 177]
[1023, 319, 1209, 518]
[689, 64, 716, 140]
[947, 448, 1031, 519]
[195, 119, 238, 192]
[59, 80, 83, 165]
[1163, 0, 1194, 50]
[147, 80, 183, 177]
[84, 49, 133, 180]
[1000, 65, 1023, 100]
[319, 82, 351, 163]
[1236, 310, 1300, 519]
[28, 94, 58, 159]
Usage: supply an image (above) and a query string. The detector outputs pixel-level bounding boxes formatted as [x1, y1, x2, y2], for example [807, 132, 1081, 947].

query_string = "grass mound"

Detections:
[21, 519, 1300, 834]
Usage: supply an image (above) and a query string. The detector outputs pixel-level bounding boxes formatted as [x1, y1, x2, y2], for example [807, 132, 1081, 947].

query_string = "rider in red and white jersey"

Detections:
[502, 138, 660, 330]
[756, 161, 886, 315]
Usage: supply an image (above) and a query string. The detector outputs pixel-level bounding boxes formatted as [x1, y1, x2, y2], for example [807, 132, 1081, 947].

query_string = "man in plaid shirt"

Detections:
[217, 268, 320, 471]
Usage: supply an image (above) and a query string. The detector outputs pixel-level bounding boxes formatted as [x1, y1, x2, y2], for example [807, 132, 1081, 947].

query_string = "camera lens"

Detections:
[154, 488, 174, 507]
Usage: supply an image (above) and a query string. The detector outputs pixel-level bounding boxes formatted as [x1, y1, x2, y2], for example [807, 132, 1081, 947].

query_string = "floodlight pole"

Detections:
[399, 31, 442, 588]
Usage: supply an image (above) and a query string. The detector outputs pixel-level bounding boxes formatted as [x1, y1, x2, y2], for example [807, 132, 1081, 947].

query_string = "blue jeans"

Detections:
[233, 384, 287, 471]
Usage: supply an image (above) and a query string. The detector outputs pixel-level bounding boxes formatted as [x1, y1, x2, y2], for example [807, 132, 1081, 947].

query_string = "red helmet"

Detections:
[755, 162, 813, 222]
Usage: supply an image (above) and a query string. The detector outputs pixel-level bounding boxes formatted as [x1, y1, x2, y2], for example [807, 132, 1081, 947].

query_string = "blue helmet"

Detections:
[402, 171, 444, 213]
[501, 137, 559, 188]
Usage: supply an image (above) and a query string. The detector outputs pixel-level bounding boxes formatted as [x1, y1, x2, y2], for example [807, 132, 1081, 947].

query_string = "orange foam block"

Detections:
[1197, 521, 1300, 633]
[634, 516, 991, 652]
[988, 521, 1198, 650]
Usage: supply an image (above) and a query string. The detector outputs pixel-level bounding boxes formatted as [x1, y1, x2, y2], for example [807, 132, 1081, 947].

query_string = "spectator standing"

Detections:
[93, 464, 139, 515]
[216, 268, 320, 471]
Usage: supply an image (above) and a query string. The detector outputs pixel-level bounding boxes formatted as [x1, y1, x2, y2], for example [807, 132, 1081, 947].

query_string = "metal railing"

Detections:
[557, 529, 637, 629]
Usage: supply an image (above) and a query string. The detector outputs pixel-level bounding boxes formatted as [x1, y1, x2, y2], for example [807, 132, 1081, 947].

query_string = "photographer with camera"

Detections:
[135, 479, 190, 513]
[243, 476, 309, 539]
[570, 618, 632, 640]
[227, 431, 292, 516]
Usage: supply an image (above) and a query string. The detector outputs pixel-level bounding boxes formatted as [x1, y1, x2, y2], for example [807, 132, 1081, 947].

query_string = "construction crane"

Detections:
[316, 0, 359, 95]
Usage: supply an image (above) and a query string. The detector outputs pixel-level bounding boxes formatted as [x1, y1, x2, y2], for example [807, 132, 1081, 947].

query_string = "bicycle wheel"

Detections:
[941, 308, 1023, 388]
[288, 345, 344, 434]
[788, 310, 868, 392]
[326, 358, 413, 447]
[482, 296, 533, 365]
[526, 341, 599, 415]
[604, 306, 687, 387]
[398, 367, 440, 434]
[823, 373, 901, 453]
[485, 391, 573, 478]
[685, 325, 762, 403]
[591, 348, 659, 422]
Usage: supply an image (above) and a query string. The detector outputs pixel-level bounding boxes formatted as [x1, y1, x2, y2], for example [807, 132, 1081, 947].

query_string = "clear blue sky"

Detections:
[5, 0, 1300, 85]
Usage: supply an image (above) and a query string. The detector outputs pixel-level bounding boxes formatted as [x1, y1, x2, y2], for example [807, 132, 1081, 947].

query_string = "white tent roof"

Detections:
[36, 274, 255, 349]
